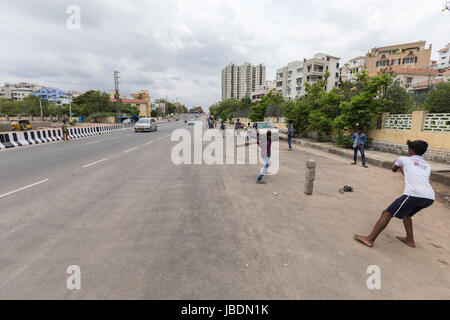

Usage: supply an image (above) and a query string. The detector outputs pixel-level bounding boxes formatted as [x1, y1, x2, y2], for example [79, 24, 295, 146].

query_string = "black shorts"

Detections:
[386, 195, 434, 219]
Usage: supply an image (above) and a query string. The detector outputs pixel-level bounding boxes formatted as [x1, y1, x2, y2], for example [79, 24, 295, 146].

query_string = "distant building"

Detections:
[110, 90, 151, 117]
[437, 43, 450, 71]
[276, 53, 341, 101]
[365, 41, 432, 75]
[250, 80, 276, 102]
[339, 56, 366, 82]
[221, 63, 266, 101]
[189, 107, 204, 114]
[0, 82, 43, 100]
[369, 66, 440, 92]
[34, 88, 67, 101]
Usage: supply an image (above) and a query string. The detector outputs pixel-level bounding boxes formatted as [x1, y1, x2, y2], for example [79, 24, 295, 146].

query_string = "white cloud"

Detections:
[0, 0, 448, 109]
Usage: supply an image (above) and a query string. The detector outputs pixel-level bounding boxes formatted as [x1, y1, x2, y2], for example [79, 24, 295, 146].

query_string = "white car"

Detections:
[134, 118, 157, 132]
[188, 119, 195, 125]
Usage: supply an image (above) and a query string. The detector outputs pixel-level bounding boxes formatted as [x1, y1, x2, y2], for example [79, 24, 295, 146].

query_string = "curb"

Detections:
[0, 124, 133, 150]
[281, 135, 450, 187]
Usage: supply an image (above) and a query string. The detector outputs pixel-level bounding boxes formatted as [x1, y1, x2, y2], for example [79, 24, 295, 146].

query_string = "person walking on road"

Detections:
[62, 120, 69, 141]
[220, 121, 226, 138]
[287, 120, 294, 151]
[256, 131, 272, 184]
[355, 140, 435, 248]
[235, 119, 241, 137]
[351, 127, 368, 168]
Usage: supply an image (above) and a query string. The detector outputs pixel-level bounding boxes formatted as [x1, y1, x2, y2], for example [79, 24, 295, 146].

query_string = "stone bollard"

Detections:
[304, 160, 316, 195]
[18, 114, 22, 120]
[5, 115, 9, 122]
[29, 114, 33, 121]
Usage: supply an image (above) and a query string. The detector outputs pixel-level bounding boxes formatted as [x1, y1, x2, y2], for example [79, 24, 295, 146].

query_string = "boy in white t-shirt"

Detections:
[355, 140, 435, 248]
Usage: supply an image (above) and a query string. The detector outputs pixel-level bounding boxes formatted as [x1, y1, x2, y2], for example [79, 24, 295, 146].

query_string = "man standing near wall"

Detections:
[351, 127, 368, 168]
[62, 120, 69, 141]
[287, 120, 294, 151]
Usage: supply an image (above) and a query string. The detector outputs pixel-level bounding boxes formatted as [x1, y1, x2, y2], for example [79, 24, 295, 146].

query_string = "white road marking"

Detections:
[144, 141, 154, 146]
[124, 147, 138, 154]
[0, 179, 49, 199]
[82, 158, 108, 168]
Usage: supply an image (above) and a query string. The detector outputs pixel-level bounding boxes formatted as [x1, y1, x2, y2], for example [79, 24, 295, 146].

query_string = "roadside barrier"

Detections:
[0, 124, 131, 150]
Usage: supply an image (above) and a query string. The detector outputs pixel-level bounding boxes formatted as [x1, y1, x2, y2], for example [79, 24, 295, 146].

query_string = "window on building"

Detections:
[392, 59, 400, 65]
[336, 63, 339, 68]
[376, 60, 388, 67]
[403, 57, 416, 64]
[406, 77, 413, 84]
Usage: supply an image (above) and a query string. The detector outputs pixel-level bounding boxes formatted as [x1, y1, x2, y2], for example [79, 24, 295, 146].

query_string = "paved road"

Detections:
[0, 120, 449, 299]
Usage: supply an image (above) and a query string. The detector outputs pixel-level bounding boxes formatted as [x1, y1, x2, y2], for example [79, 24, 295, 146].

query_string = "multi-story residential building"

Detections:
[437, 43, 450, 70]
[250, 80, 276, 102]
[221, 63, 266, 101]
[369, 67, 439, 91]
[110, 90, 151, 117]
[34, 88, 67, 101]
[365, 41, 432, 75]
[0, 82, 43, 100]
[339, 56, 366, 82]
[276, 53, 341, 101]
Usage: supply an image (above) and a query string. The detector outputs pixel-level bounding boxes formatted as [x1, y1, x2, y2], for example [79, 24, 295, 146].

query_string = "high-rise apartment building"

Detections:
[221, 63, 266, 101]
[365, 41, 432, 75]
[276, 53, 341, 101]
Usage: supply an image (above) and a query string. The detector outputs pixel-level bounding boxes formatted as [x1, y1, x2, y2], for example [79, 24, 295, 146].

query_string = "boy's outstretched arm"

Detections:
[392, 164, 404, 176]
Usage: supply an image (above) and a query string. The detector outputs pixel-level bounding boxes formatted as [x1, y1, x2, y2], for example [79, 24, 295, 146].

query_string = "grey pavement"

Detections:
[0, 121, 449, 299]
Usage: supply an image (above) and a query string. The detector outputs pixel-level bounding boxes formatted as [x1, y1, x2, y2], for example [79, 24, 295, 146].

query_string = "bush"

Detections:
[335, 130, 353, 148]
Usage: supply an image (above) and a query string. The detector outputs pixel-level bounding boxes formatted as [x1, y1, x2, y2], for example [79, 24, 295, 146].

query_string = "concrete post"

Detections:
[18, 114, 21, 120]
[304, 160, 316, 196]
[29, 114, 33, 121]
[5, 115, 9, 122]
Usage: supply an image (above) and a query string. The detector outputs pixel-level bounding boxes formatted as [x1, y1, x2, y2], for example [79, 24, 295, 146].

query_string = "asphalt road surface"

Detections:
[0, 120, 449, 299]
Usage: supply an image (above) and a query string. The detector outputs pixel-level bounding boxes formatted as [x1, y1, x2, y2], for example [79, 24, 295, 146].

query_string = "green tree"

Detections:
[384, 79, 413, 114]
[425, 82, 450, 113]
[72, 90, 114, 117]
[151, 108, 163, 118]
[249, 90, 284, 122]
[334, 72, 392, 133]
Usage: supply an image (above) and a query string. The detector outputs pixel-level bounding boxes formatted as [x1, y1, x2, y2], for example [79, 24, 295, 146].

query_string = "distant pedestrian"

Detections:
[235, 119, 241, 137]
[355, 140, 435, 248]
[220, 121, 226, 137]
[351, 127, 368, 168]
[246, 122, 252, 141]
[287, 120, 294, 151]
[62, 120, 69, 141]
[256, 131, 272, 184]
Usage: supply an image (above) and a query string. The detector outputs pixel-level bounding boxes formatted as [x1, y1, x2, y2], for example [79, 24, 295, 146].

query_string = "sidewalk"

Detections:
[280, 134, 450, 186]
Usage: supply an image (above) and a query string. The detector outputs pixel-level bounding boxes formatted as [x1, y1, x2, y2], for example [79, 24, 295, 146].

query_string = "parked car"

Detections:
[188, 119, 195, 125]
[134, 118, 157, 132]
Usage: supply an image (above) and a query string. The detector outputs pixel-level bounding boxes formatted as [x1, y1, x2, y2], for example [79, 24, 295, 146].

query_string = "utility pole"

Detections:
[39, 98, 43, 120]
[69, 102, 72, 123]
[113, 70, 121, 122]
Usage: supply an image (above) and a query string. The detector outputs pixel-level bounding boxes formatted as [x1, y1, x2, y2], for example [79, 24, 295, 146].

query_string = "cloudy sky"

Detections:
[0, 0, 448, 109]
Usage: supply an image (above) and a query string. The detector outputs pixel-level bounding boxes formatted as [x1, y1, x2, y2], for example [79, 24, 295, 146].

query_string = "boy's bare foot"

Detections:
[396, 236, 416, 248]
[355, 235, 374, 248]
[256, 180, 266, 184]
[351, 162, 357, 165]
